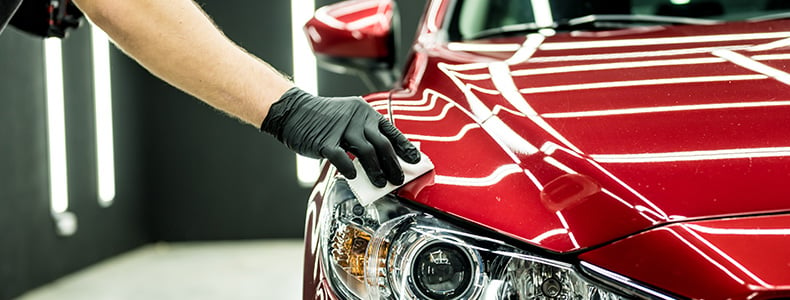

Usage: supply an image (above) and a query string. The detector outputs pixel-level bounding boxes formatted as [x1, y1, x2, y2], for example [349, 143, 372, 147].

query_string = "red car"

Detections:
[301, 0, 790, 299]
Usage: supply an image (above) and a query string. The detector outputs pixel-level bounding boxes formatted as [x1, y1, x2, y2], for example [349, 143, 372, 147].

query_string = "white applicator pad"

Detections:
[342, 151, 434, 206]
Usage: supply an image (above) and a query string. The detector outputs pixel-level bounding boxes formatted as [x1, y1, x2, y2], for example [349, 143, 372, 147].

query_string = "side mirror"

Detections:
[304, 0, 399, 91]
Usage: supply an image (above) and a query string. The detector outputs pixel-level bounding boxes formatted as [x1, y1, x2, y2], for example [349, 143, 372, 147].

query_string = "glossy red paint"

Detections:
[391, 19, 790, 253]
[302, 0, 790, 298]
[303, 0, 393, 59]
[579, 214, 790, 299]
[302, 159, 336, 300]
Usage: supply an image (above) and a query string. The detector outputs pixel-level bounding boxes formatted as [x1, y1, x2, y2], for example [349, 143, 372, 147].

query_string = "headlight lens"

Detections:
[411, 242, 474, 298]
[319, 179, 632, 299]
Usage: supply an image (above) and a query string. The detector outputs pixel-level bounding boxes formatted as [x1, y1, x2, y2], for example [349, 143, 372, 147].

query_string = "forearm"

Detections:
[73, 0, 293, 126]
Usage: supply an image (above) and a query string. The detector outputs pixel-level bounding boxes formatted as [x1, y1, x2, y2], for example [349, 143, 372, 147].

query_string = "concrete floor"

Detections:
[17, 240, 304, 300]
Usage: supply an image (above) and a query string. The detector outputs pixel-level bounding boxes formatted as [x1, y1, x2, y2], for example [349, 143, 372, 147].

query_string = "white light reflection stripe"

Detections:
[447, 42, 522, 52]
[292, 0, 318, 187]
[748, 37, 790, 52]
[441, 62, 490, 72]
[600, 189, 635, 209]
[390, 94, 439, 112]
[600, 189, 666, 223]
[523, 169, 543, 190]
[635, 205, 665, 222]
[434, 164, 522, 186]
[481, 116, 539, 155]
[529, 45, 752, 63]
[685, 224, 790, 236]
[506, 33, 545, 65]
[491, 105, 526, 117]
[512, 57, 725, 77]
[541, 100, 790, 119]
[346, 15, 381, 31]
[332, 0, 378, 16]
[663, 228, 747, 284]
[45, 38, 69, 214]
[436, 63, 495, 122]
[543, 157, 577, 174]
[371, 90, 434, 108]
[313, 0, 378, 30]
[436, 64, 532, 165]
[468, 83, 501, 95]
[530, 0, 553, 28]
[540, 32, 790, 50]
[531, 228, 568, 243]
[592, 147, 790, 163]
[520, 74, 766, 94]
[91, 26, 116, 205]
[555, 211, 580, 248]
[679, 225, 772, 287]
[445, 70, 491, 81]
[426, 0, 442, 32]
[753, 54, 790, 61]
[586, 159, 668, 220]
[404, 123, 479, 142]
[489, 62, 584, 153]
[714, 50, 790, 86]
[394, 103, 453, 121]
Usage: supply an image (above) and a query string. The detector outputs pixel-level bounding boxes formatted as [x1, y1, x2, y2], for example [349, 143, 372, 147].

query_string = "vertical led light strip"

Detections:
[91, 25, 116, 206]
[291, 0, 321, 187]
[44, 38, 69, 214]
[45, 38, 77, 236]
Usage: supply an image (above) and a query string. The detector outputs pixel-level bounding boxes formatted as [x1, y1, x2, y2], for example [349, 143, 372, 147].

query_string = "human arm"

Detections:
[72, 0, 420, 186]
[72, 0, 290, 126]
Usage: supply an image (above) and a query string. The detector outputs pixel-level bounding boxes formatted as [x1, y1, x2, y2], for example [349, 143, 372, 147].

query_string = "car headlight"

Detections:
[319, 179, 638, 299]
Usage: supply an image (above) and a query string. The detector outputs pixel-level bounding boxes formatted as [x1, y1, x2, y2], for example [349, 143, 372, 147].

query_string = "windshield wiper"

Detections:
[466, 14, 721, 41]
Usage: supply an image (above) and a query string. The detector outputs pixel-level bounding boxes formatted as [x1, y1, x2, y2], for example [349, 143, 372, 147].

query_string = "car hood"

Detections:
[390, 20, 790, 253]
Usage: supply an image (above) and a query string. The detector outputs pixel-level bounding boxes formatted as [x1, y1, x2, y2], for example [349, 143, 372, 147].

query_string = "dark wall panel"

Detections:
[0, 26, 149, 299]
[141, 0, 310, 241]
[0, 0, 427, 297]
[144, 0, 425, 241]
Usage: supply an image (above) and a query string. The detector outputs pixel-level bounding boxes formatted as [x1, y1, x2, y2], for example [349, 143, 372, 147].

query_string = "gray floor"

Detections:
[17, 240, 304, 300]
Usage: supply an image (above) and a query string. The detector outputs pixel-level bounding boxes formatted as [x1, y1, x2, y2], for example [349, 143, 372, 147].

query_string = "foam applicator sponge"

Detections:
[343, 151, 434, 206]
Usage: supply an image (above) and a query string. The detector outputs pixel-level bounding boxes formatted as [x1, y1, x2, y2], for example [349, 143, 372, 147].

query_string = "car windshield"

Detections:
[448, 0, 790, 41]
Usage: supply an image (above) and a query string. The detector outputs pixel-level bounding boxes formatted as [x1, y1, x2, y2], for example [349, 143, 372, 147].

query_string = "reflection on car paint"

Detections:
[302, 0, 790, 297]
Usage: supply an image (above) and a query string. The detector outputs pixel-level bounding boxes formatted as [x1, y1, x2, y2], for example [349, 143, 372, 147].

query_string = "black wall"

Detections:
[0, 0, 425, 298]
[140, 0, 310, 241]
[0, 27, 149, 299]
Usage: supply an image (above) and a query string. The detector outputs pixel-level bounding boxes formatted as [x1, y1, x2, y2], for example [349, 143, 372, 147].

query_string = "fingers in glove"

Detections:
[321, 147, 356, 180]
[365, 117, 404, 186]
[343, 115, 388, 188]
[378, 117, 421, 164]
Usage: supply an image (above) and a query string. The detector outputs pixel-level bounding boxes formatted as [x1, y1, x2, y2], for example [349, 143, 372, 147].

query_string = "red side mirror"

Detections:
[304, 0, 394, 60]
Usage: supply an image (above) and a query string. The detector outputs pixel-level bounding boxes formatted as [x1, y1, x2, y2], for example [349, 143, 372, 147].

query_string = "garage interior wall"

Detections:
[0, 25, 150, 300]
[0, 0, 424, 298]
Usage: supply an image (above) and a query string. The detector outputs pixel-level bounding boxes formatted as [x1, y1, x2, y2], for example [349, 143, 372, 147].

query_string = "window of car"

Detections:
[449, 0, 790, 41]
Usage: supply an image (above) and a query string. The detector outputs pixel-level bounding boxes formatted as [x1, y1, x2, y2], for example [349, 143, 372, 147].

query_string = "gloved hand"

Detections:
[261, 87, 421, 187]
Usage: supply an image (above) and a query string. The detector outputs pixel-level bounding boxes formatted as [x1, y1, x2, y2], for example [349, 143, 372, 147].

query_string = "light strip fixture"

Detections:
[291, 0, 321, 187]
[91, 25, 116, 206]
[45, 37, 77, 236]
[45, 38, 68, 214]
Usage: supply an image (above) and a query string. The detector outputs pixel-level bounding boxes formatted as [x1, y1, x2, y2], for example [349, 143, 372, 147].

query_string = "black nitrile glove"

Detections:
[261, 87, 421, 188]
